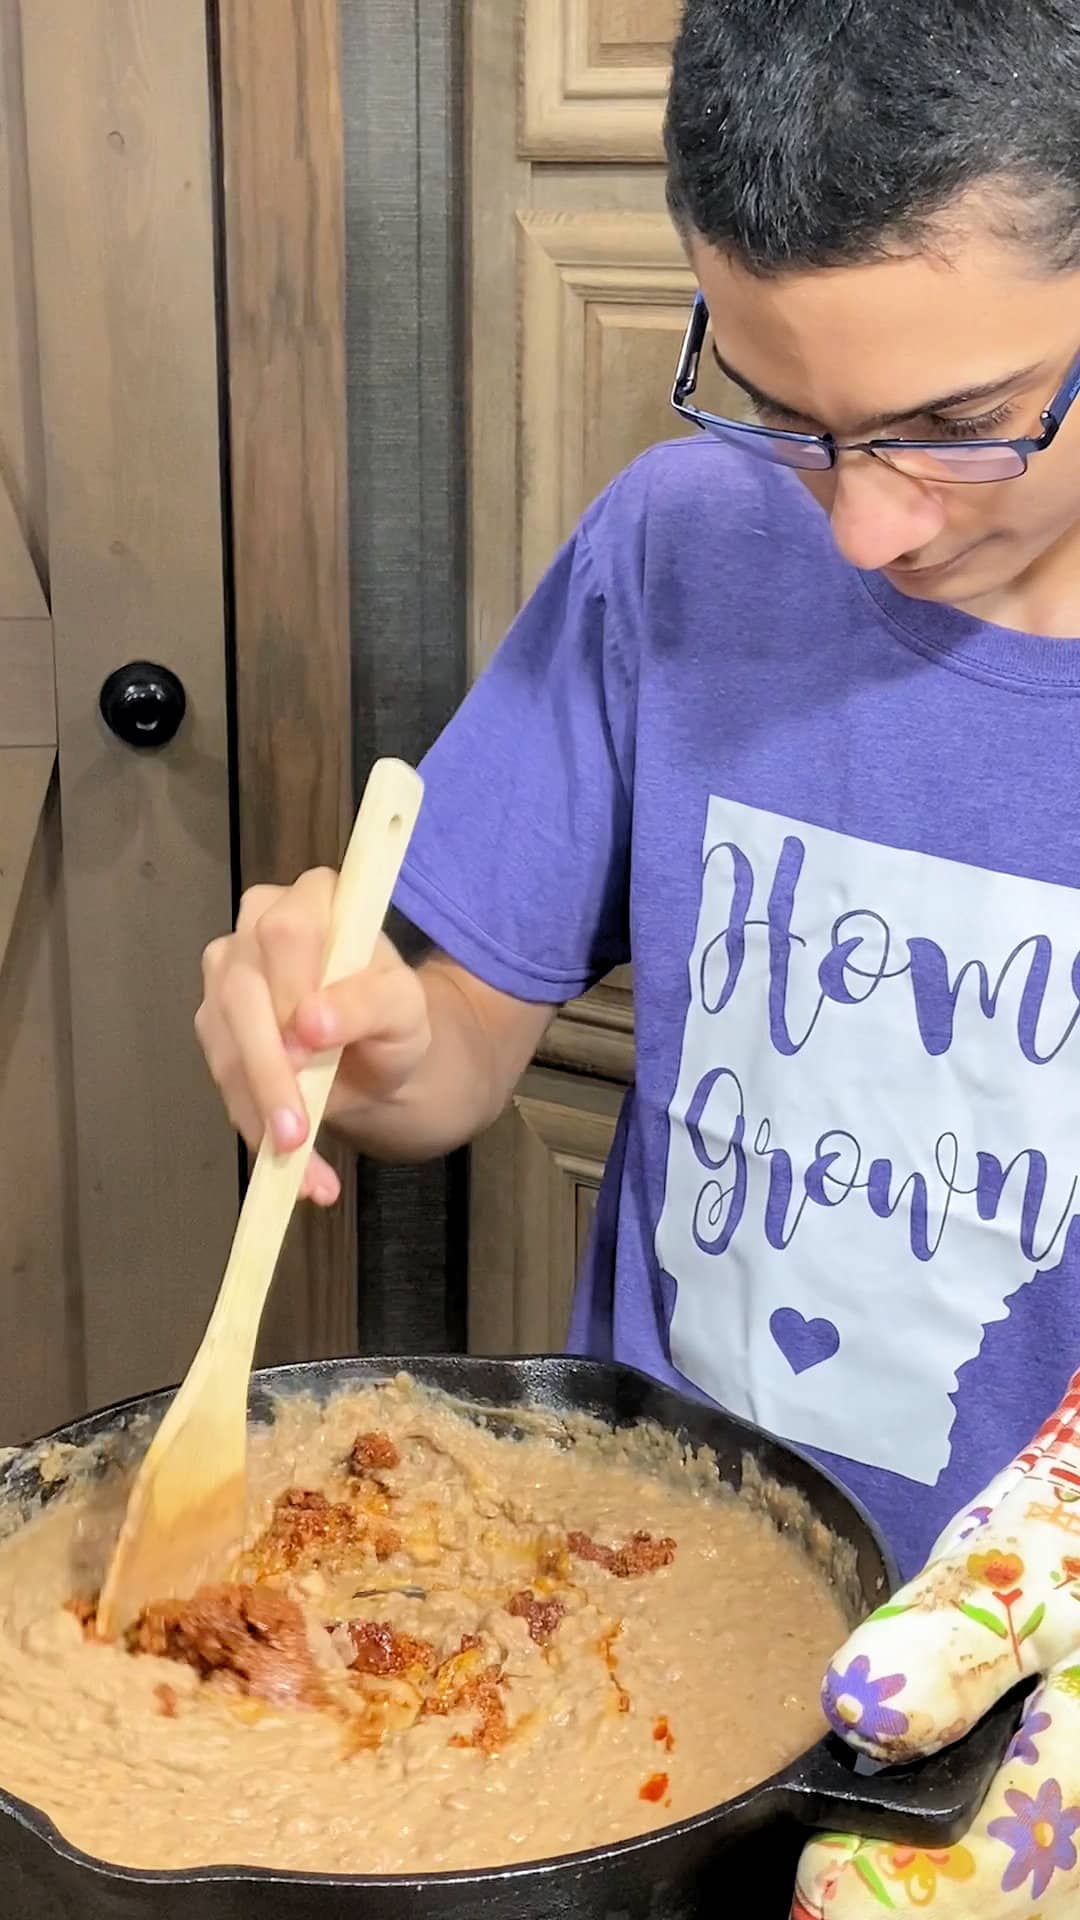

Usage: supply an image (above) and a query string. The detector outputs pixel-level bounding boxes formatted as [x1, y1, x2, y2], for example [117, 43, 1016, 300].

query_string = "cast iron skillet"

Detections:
[0, 1355, 1023, 1920]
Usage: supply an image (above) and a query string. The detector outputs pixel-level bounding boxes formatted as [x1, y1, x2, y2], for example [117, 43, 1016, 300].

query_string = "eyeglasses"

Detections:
[670, 292, 1080, 484]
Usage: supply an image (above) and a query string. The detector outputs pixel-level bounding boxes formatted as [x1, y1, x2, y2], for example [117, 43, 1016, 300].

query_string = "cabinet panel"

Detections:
[519, 209, 747, 595]
[522, 0, 679, 160]
[470, 1069, 625, 1354]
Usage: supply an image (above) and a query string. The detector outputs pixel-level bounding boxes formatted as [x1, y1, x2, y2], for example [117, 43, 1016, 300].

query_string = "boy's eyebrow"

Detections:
[710, 342, 1040, 433]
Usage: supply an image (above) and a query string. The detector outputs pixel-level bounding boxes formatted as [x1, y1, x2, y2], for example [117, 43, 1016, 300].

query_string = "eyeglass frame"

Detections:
[670, 291, 1080, 481]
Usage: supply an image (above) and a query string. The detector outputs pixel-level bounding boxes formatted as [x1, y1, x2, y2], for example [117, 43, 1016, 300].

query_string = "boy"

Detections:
[197, 9, 1080, 1906]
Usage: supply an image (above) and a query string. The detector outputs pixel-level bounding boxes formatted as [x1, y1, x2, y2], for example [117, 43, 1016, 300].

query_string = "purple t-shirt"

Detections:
[392, 437, 1080, 1580]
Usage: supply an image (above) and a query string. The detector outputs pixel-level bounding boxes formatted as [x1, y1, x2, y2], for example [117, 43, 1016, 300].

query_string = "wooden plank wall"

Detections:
[215, 0, 357, 1362]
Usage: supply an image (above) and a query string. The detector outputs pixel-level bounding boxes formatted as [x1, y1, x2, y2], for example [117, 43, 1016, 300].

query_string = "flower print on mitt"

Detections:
[793, 1369, 1080, 1917]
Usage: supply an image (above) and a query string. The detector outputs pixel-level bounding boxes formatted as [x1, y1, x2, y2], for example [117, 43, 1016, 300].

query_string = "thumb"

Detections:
[822, 1535, 1050, 1765]
[823, 1380, 1080, 1766]
[293, 955, 426, 1056]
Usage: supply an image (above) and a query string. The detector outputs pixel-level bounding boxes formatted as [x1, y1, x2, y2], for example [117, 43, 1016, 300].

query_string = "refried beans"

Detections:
[0, 1375, 851, 1874]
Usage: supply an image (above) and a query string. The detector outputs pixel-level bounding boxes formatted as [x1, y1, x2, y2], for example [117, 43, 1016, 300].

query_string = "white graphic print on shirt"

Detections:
[657, 796, 1080, 1484]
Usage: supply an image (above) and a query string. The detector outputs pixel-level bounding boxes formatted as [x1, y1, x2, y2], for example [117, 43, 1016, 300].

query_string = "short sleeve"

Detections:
[391, 506, 636, 1004]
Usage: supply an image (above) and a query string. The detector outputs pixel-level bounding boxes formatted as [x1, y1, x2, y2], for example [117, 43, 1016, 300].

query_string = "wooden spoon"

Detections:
[95, 757, 424, 1639]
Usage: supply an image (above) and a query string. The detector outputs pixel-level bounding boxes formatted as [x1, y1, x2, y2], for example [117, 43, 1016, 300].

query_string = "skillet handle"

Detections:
[772, 1684, 1029, 1847]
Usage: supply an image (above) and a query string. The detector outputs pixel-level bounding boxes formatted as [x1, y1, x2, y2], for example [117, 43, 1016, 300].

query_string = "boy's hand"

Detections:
[195, 872, 431, 1204]
[794, 1372, 1080, 1916]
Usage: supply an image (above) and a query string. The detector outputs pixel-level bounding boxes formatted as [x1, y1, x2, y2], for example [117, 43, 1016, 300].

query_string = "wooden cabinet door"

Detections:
[0, 0, 237, 1436]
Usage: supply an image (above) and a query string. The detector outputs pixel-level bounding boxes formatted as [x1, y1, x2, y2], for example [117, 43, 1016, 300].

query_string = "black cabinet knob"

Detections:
[99, 661, 186, 749]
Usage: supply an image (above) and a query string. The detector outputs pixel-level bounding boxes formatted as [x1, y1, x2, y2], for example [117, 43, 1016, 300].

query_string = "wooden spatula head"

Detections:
[95, 1402, 246, 1636]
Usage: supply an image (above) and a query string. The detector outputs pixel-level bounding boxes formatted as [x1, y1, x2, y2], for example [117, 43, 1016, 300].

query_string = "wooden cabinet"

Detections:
[466, 0, 684, 1351]
[465, 0, 691, 1349]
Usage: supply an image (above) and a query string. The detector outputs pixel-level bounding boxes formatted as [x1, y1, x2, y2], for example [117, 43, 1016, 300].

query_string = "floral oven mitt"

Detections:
[794, 1371, 1080, 1918]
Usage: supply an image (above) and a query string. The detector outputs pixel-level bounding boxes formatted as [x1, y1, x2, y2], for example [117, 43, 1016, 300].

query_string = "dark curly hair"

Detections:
[665, 0, 1080, 273]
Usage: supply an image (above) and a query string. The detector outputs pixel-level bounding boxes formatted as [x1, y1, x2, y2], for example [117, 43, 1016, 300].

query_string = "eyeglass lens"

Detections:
[690, 416, 1027, 482]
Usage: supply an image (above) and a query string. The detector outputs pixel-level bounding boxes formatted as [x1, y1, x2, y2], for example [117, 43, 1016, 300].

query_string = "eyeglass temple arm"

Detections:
[671, 291, 709, 404]
[1042, 343, 1080, 432]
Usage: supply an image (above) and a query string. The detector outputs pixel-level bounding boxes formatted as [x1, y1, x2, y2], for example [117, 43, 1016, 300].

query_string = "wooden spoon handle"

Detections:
[205, 758, 423, 1352]
[314, 755, 425, 1005]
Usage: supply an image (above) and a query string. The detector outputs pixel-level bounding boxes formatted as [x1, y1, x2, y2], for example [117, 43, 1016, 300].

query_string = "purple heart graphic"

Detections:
[770, 1308, 840, 1375]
